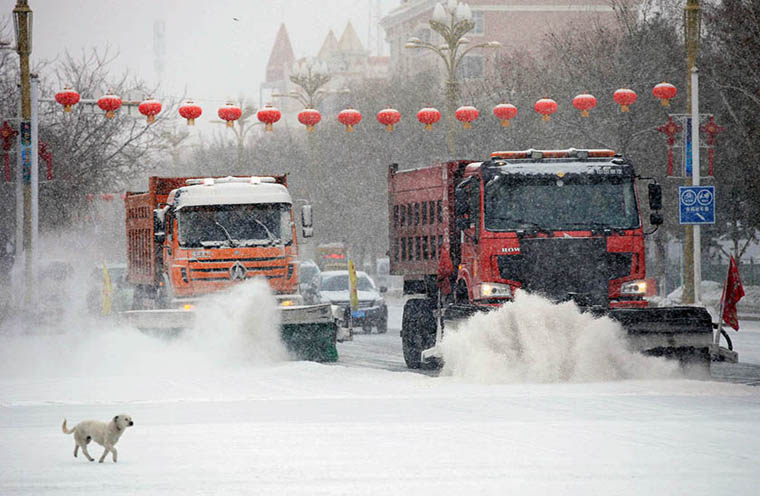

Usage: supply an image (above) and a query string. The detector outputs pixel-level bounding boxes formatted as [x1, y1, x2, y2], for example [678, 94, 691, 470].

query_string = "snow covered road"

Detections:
[1, 292, 760, 495]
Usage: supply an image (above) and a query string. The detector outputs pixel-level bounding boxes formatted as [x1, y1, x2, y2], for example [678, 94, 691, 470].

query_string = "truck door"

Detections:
[455, 177, 480, 288]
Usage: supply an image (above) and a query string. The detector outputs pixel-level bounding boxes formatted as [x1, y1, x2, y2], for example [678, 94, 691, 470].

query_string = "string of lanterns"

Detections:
[52, 82, 679, 132]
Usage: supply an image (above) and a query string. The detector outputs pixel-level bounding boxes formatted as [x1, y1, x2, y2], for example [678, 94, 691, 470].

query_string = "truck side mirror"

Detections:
[301, 205, 313, 238]
[648, 183, 662, 211]
[650, 212, 664, 225]
[455, 188, 469, 217]
[153, 207, 167, 243]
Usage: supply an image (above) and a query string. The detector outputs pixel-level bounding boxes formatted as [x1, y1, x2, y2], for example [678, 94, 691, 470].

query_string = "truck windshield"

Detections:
[177, 203, 293, 248]
[484, 174, 639, 231]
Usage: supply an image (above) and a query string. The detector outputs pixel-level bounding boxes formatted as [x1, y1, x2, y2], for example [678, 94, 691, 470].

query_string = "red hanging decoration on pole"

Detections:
[613, 88, 637, 112]
[534, 98, 558, 121]
[298, 108, 321, 132]
[257, 105, 281, 132]
[493, 103, 517, 127]
[55, 87, 80, 112]
[455, 105, 479, 129]
[218, 103, 242, 128]
[417, 107, 441, 130]
[572, 93, 597, 117]
[653, 82, 677, 107]
[700, 116, 724, 176]
[1, 121, 18, 182]
[179, 100, 203, 126]
[39, 142, 53, 180]
[338, 108, 362, 132]
[138, 98, 162, 124]
[97, 93, 122, 119]
[377, 108, 401, 131]
[657, 116, 681, 176]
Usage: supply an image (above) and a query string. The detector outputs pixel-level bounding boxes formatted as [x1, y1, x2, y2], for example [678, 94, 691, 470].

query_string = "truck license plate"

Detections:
[351, 310, 365, 318]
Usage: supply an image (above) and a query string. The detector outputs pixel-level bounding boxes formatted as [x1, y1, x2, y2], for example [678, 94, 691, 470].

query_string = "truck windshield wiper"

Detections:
[214, 220, 239, 247]
[564, 222, 626, 231]
[252, 219, 279, 245]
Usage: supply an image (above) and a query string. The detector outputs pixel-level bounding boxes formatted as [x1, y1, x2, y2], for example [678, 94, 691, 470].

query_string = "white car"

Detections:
[313, 270, 388, 333]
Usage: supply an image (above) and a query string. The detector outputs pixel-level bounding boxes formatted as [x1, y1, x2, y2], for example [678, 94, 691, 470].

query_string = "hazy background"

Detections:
[0, 0, 386, 107]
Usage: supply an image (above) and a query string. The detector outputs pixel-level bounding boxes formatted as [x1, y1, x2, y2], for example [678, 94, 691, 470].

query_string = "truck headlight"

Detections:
[476, 282, 512, 299]
[621, 280, 647, 295]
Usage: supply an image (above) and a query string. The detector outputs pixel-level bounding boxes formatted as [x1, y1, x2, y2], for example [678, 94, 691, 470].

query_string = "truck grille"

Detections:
[496, 237, 632, 307]
[189, 262, 287, 281]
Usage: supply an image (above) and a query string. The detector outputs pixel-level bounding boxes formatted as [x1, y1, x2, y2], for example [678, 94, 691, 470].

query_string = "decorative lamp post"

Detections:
[257, 105, 281, 132]
[338, 108, 362, 132]
[55, 87, 80, 112]
[534, 98, 558, 121]
[298, 108, 321, 132]
[179, 100, 202, 126]
[377, 108, 401, 132]
[613, 88, 637, 112]
[218, 102, 242, 128]
[97, 93, 122, 119]
[417, 107, 441, 130]
[455, 105, 478, 129]
[278, 58, 335, 108]
[572, 93, 597, 117]
[493, 103, 517, 127]
[405, 1, 501, 153]
[138, 98, 162, 124]
[653, 82, 677, 107]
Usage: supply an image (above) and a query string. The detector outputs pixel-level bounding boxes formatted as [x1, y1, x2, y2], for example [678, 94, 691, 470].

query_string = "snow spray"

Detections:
[438, 291, 681, 383]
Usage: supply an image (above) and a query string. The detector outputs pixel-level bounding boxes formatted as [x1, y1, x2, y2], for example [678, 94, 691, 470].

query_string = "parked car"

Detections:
[313, 270, 387, 333]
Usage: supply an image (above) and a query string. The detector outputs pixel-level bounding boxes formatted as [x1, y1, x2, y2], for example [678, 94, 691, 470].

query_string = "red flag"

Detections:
[721, 255, 745, 331]
[437, 244, 454, 296]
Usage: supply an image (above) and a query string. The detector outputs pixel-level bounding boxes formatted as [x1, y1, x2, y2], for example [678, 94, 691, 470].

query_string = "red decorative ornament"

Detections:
[338, 108, 362, 132]
[700, 116, 725, 176]
[138, 98, 162, 124]
[39, 142, 54, 180]
[417, 107, 441, 130]
[1, 121, 18, 182]
[572, 93, 597, 117]
[377, 108, 401, 132]
[298, 108, 321, 132]
[97, 93, 122, 119]
[493, 103, 517, 127]
[257, 105, 281, 132]
[534, 98, 558, 121]
[657, 116, 682, 176]
[455, 105, 479, 129]
[613, 88, 637, 112]
[653, 82, 677, 107]
[179, 100, 202, 126]
[55, 87, 80, 113]
[218, 103, 242, 128]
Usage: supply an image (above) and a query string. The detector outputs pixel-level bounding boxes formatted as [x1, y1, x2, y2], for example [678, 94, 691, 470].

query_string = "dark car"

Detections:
[314, 270, 387, 333]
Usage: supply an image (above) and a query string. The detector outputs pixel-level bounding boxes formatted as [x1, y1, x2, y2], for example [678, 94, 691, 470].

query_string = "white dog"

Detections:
[62, 414, 134, 463]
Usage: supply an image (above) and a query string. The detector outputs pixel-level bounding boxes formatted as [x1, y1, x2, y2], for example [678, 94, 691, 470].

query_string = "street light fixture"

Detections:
[405, 0, 501, 154]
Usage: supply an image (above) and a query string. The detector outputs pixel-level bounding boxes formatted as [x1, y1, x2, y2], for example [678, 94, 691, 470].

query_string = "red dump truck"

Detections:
[388, 148, 717, 369]
[120, 175, 337, 361]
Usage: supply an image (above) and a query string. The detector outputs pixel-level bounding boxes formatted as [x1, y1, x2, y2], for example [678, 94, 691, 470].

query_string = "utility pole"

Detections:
[13, 0, 33, 304]
[682, 0, 701, 304]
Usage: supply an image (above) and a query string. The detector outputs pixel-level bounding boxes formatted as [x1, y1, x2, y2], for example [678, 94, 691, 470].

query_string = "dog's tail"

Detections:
[62, 418, 75, 434]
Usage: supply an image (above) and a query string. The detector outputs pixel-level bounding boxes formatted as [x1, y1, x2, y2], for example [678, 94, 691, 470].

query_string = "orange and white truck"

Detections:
[120, 175, 337, 361]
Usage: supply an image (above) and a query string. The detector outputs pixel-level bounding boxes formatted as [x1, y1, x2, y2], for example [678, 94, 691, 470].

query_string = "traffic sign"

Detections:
[679, 185, 715, 224]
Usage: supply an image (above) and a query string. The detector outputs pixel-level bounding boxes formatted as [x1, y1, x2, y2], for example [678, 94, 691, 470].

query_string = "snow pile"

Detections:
[439, 291, 681, 383]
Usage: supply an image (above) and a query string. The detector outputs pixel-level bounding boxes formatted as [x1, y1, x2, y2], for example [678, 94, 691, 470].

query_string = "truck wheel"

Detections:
[401, 298, 436, 369]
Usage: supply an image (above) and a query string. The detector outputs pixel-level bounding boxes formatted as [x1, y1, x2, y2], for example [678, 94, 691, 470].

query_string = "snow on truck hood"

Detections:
[172, 181, 292, 209]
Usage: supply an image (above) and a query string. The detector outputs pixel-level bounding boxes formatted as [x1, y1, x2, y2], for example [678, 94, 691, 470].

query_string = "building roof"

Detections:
[318, 30, 339, 60]
[337, 21, 365, 53]
[266, 23, 295, 83]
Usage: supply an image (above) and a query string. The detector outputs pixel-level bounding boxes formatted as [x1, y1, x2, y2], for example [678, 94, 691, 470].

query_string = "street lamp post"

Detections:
[405, 0, 500, 155]
[273, 58, 349, 108]
[13, 0, 33, 304]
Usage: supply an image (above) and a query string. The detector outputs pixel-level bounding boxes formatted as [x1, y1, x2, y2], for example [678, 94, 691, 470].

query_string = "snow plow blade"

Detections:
[607, 306, 714, 366]
[117, 303, 338, 362]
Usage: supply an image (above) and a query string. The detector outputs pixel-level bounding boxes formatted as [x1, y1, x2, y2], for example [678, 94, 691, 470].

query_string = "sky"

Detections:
[0, 0, 388, 108]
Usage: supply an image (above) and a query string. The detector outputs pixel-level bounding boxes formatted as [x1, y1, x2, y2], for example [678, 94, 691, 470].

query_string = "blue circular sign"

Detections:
[697, 189, 713, 206]
[680, 189, 697, 206]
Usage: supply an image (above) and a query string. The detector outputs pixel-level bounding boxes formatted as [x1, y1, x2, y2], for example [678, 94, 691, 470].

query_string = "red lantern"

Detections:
[1, 121, 18, 182]
[493, 103, 517, 127]
[55, 87, 80, 113]
[257, 105, 281, 132]
[534, 98, 558, 121]
[138, 98, 162, 124]
[338, 108, 362, 132]
[455, 105, 479, 129]
[97, 93, 122, 119]
[218, 103, 242, 128]
[572, 93, 597, 117]
[298, 108, 321, 132]
[613, 88, 637, 112]
[417, 107, 441, 130]
[377, 108, 401, 132]
[653, 82, 677, 107]
[179, 100, 202, 126]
